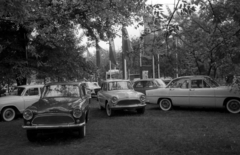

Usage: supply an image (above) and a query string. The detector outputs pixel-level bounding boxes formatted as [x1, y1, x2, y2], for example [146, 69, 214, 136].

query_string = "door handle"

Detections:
[190, 89, 195, 91]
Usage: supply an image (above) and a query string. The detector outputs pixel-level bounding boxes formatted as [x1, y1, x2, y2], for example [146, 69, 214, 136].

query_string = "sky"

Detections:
[85, 0, 176, 55]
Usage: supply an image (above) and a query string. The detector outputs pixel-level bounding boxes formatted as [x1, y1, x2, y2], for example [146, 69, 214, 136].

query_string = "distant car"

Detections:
[0, 85, 44, 121]
[133, 78, 166, 95]
[22, 82, 90, 142]
[82, 82, 101, 98]
[97, 79, 146, 116]
[146, 75, 240, 114]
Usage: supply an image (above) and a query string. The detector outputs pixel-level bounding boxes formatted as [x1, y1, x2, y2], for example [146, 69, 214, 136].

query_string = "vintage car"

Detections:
[146, 75, 240, 114]
[22, 82, 90, 142]
[0, 85, 44, 122]
[97, 79, 146, 116]
[82, 82, 101, 98]
[133, 78, 166, 95]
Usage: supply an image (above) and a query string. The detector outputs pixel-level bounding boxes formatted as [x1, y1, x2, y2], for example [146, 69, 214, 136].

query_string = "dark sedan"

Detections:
[22, 82, 91, 142]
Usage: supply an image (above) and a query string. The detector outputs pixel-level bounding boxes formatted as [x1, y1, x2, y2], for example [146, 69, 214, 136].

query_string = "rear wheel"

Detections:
[1, 107, 16, 122]
[159, 99, 172, 111]
[106, 103, 114, 117]
[226, 99, 240, 114]
[27, 130, 38, 142]
[137, 108, 145, 114]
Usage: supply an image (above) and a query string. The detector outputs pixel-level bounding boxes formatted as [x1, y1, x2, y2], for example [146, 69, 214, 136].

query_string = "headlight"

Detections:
[140, 95, 146, 102]
[73, 108, 82, 118]
[111, 96, 118, 104]
[23, 110, 33, 120]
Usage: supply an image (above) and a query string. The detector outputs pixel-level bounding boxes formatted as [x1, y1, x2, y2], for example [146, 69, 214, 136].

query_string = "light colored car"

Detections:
[22, 82, 90, 142]
[97, 79, 146, 116]
[82, 82, 101, 98]
[0, 85, 44, 121]
[133, 78, 166, 95]
[146, 75, 240, 114]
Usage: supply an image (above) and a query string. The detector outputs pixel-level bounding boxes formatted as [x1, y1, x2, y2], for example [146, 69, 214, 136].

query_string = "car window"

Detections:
[168, 79, 189, 89]
[25, 88, 39, 96]
[103, 83, 107, 91]
[191, 79, 210, 88]
[204, 77, 219, 87]
[134, 82, 144, 88]
[145, 81, 156, 88]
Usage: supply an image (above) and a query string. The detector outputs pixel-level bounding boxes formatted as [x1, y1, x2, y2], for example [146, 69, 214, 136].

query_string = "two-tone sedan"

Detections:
[97, 79, 146, 116]
[146, 76, 240, 114]
[0, 85, 43, 122]
[22, 82, 90, 142]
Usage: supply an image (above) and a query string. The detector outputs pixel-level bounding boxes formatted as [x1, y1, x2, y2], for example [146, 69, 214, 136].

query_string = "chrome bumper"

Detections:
[22, 122, 85, 129]
[111, 104, 146, 110]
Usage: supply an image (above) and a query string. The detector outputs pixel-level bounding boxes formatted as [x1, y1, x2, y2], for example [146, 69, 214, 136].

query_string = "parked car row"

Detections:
[0, 75, 240, 142]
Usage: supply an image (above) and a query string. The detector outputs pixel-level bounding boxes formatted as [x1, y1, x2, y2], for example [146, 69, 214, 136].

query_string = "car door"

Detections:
[168, 78, 190, 106]
[22, 87, 41, 109]
[189, 79, 215, 107]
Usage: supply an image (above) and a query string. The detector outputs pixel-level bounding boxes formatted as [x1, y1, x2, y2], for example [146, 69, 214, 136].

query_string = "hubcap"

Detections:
[4, 109, 14, 120]
[162, 100, 170, 109]
[229, 101, 240, 111]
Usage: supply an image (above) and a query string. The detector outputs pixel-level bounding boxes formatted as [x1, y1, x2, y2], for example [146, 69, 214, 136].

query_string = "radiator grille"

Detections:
[32, 114, 74, 125]
[117, 100, 140, 106]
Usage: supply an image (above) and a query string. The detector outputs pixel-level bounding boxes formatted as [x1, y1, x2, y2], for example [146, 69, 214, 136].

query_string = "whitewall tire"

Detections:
[159, 99, 172, 111]
[226, 99, 240, 114]
[1, 107, 16, 122]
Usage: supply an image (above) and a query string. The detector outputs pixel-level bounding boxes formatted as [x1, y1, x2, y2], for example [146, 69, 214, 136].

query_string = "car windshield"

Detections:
[108, 81, 132, 91]
[43, 84, 80, 98]
[155, 79, 167, 87]
[204, 77, 220, 87]
[14, 87, 25, 96]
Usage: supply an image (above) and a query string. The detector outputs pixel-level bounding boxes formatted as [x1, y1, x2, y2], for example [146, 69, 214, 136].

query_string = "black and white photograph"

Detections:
[0, 0, 240, 154]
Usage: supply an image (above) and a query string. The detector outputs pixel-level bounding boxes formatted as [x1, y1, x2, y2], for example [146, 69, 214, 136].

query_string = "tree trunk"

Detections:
[16, 77, 27, 86]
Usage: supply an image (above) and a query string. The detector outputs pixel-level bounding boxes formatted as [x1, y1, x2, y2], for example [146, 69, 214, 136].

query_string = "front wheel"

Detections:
[27, 130, 38, 142]
[226, 99, 240, 114]
[106, 103, 114, 117]
[159, 99, 172, 111]
[136, 108, 145, 114]
[1, 107, 16, 122]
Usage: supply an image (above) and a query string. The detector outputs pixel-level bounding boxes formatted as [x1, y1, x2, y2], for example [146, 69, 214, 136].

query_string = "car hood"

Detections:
[0, 95, 21, 104]
[108, 90, 143, 98]
[29, 97, 80, 113]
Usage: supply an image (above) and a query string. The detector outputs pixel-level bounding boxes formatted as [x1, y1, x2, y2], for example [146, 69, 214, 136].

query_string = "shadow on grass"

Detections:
[28, 130, 85, 145]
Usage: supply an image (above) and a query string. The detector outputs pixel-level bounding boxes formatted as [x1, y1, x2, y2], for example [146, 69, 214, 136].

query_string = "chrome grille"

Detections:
[117, 100, 140, 106]
[32, 114, 75, 125]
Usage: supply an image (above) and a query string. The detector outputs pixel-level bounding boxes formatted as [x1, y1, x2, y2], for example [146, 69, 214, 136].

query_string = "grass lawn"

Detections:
[0, 98, 240, 155]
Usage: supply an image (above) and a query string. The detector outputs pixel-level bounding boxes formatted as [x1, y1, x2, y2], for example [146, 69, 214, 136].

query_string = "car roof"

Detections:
[104, 79, 130, 82]
[134, 78, 164, 82]
[17, 84, 44, 88]
[45, 82, 83, 86]
[174, 75, 210, 80]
